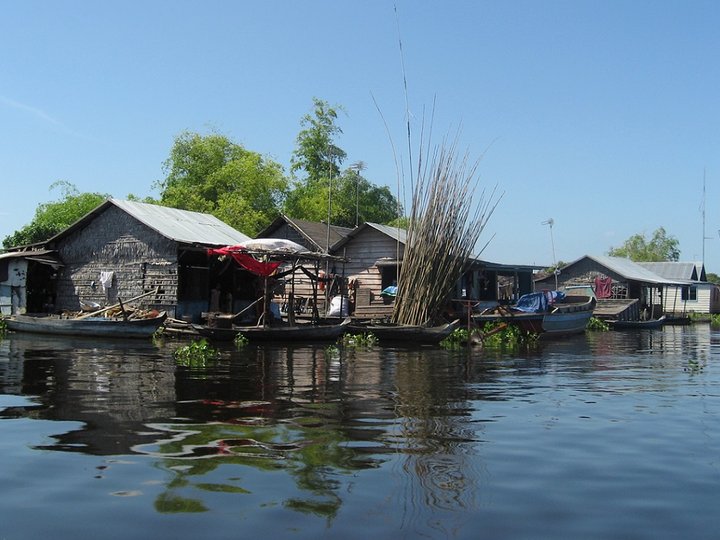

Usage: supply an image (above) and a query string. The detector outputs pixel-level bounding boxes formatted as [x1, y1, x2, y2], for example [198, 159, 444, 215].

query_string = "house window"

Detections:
[681, 285, 697, 301]
[380, 265, 398, 291]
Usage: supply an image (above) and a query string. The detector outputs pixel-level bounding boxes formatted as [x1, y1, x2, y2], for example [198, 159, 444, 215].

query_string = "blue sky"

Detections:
[2, 1, 719, 272]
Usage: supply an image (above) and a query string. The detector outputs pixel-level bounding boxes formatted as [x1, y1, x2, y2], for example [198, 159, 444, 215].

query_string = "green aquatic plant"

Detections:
[173, 339, 219, 367]
[234, 333, 249, 347]
[481, 322, 537, 348]
[586, 317, 610, 331]
[341, 332, 378, 349]
[710, 314, 720, 328]
[439, 327, 483, 349]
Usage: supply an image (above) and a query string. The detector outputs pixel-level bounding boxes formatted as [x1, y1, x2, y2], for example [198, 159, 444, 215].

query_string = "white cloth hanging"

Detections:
[99, 271, 114, 291]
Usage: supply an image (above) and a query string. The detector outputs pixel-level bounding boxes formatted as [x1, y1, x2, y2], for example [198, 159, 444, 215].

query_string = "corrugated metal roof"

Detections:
[366, 223, 407, 244]
[104, 199, 251, 246]
[330, 222, 407, 252]
[638, 261, 700, 281]
[587, 255, 688, 285]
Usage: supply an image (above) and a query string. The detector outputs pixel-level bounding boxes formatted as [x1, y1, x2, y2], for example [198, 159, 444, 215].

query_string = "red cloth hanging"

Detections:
[207, 246, 282, 277]
[594, 276, 613, 299]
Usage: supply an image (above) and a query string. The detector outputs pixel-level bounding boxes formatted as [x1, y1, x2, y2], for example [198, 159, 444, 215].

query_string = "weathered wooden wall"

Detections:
[535, 258, 630, 298]
[55, 206, 178, 314]
[342, 228, 404, 293]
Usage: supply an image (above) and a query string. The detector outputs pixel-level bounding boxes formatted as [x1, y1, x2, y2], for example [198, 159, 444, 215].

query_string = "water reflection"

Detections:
[2, 325, 720, 538]
[1, 333, 175, 453]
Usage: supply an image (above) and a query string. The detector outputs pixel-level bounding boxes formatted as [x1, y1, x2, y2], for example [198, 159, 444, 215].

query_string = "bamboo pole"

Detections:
[392, 138, 500, 326]
[76, 287, 160, 319]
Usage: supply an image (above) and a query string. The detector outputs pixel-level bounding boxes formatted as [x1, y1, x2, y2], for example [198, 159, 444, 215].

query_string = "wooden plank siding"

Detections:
[54, 205, 177, 314]
[658, 284, 720, 315]
[341, 228, 403, 292]
[339, 228, 403, 318]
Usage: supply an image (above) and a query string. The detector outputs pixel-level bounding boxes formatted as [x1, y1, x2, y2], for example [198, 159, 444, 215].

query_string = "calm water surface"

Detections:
[1, 325, 719, 540]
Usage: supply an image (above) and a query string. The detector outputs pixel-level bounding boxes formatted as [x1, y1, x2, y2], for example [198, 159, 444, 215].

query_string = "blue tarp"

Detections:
[514, 291, 565, 313]
[381, 285, 398, 297]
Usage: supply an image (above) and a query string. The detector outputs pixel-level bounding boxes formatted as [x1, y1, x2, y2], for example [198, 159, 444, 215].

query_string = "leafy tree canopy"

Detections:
[608, 227, 680, 262]
[290, 98, 346, 182]
[284, 167, 401, 228]
[706, 272, 720, 285]
[285, 100, 402, 227]
[2, 181, 108, 249]
[154, 130, 288, 236]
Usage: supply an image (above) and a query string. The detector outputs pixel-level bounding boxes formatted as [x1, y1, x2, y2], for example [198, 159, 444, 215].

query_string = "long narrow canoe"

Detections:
[192, 317, 351, 342]
[5, 311, 167, 339]
[347, 319, 461, 344]
[607, 315, 666, 329]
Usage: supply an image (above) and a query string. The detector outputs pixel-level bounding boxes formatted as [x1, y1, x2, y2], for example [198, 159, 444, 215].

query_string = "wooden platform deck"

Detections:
[593, 298, 640, 321]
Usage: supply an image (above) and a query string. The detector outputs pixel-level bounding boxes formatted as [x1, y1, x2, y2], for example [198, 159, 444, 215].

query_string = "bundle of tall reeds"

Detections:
[392, 136, 499, 326]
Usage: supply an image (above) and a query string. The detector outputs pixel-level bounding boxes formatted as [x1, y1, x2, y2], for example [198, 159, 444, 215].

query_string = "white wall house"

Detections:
[640, 262, 720, 315]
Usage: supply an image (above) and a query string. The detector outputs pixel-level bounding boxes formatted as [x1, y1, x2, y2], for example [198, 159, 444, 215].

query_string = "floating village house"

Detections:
[0, 199, 253, 321]
[638, 261, 720, 316]
[330, 222, 538, 319]
[243, 217, 539, 319]
[534, 255, 719, 320]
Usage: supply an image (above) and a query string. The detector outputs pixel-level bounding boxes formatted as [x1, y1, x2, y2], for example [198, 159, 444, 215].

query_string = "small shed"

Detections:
[8, 199, 251, 321]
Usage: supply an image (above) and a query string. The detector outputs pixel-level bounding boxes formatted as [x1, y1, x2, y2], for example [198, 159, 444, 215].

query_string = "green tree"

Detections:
[332, 167, 401, 227]
[608, 227, 680, 261]
[2, 181, 108, 249]
[285, 99, 402, 227]
[290, 98, 346, 182]
[285, 167, 401, 228]
[706, 272, 720, 285]
[155, 131, 288, 236]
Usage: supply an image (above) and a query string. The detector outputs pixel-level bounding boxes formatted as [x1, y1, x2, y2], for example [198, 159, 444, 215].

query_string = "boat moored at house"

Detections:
[474, 290, 596, 337]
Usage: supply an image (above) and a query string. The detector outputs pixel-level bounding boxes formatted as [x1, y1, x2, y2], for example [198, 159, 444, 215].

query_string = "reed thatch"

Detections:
[392, 135, 500, 326]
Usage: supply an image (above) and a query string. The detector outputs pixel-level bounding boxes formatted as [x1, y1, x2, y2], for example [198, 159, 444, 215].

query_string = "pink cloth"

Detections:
[594, 276, 612, 299]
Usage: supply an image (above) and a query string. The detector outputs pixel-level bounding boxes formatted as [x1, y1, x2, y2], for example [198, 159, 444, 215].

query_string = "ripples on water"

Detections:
[1, 325, 720, 539]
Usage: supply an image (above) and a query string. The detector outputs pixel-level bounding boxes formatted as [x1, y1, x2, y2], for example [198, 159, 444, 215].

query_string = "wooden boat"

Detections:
[5, 311, 167, 339]
[607, 315, 666, 329]
[662, 316, 692, 325]
[192, 317, 351, 342]
[347, 319, 461, 344]
[475, 292, 595, 337]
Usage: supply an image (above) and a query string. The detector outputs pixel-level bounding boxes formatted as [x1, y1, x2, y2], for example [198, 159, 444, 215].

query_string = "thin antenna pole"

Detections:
[349, 161, 365, 227]
[700, 168, 712, 266]
[542, 218, 558, 290]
